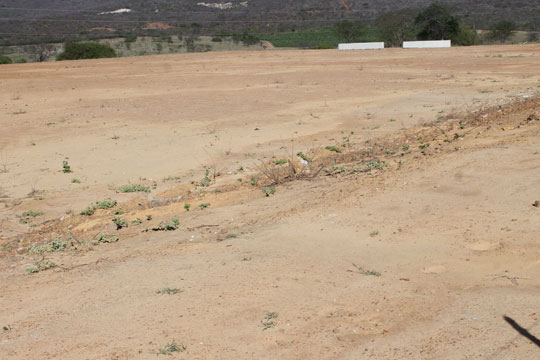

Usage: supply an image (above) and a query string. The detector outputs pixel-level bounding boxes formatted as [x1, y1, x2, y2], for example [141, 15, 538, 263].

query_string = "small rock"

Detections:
[533, 200, 540, 208]
[527, 114, 539, 122]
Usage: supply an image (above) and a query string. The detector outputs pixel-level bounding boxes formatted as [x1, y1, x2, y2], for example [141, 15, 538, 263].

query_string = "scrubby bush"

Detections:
[486, 21, 517, 43]
[57, 42, 117, 61]
[0, 55, 12, 64]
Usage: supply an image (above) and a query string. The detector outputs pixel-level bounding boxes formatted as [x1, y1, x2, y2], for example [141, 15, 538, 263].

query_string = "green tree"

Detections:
[0, 55, 12, 64]
[335, 20, 365, 42]
[57, 42, 117, 61]
[375, 9, 418, 47]
[415, 4, 460, 40]
[487, 21, 517, 43]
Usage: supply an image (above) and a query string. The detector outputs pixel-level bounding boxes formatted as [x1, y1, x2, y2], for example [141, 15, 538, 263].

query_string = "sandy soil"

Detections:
[1, 45, 540, 359]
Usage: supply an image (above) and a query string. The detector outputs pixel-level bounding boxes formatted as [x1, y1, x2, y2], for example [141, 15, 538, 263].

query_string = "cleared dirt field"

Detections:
[1, 45, 540, 359]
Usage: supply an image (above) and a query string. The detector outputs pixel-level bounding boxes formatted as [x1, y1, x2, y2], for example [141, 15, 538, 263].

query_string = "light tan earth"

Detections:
[1, 45, 540, 359]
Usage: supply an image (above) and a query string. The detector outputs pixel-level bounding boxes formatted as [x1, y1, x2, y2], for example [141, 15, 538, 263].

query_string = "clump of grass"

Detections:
[22, 210, 43, 217]
[28, 236, 67, 254]
[26, 261, 55, 274]
[80, 198, 117, 215]
[157, 340, 186, 355]
[226, 233, 238, 239]
[112, 217, 128, 230]
[325, 145, 342, 153]
[131, 218, 143, 225]
[152, 218, 179, 231]
[352, 263, 381, 276]
[146, 215, 152, 221]
[96, 233, 119, 243]
[199, 203, 210, 209]
[261, 312, 278, 330]
[273, 159, 288, 165]
[71, 178, 81, 183]
[118, 184, 150, 193]
[199, 169, 212, 187]
[369, 230, 379, 237]
[62, 160, 72, 173]
[262, 186, 276, 197]
[184, 203, 191, 212]
[296, 152, 311, 162]
[156, 288, 182, 295]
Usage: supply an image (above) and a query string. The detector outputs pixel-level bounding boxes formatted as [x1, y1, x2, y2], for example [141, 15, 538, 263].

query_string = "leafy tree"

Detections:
[335, 20, 365, 42]
[375, 9, 418, 47]
[0, 55, 12, 64]
[415, 3, 460, 40]
[57, 42, 117, 61]
[453, 25, 479, 46]
[487, 21, 517, 43]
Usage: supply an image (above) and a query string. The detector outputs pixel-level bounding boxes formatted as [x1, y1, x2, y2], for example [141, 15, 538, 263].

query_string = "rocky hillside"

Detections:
[1, 0, 538, 44]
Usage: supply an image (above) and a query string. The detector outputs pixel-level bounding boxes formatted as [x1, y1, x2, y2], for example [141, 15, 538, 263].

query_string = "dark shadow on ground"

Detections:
[504, 315, 540, 348]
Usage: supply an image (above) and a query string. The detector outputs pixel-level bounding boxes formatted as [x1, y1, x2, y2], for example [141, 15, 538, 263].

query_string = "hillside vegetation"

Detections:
[0, 0, 538, 46]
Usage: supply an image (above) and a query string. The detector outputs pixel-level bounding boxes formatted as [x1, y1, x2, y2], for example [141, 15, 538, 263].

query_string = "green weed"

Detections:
[296, 152, 311, 162]
[80, 198, 117, 215]
[156, 288, 183, 295]
[118, 184, 150, 193]
[325, 145, 342, 153]
[26, 261, 55, 274]
[261, 312, 278, 330]
[262, 186, 276, 197]
[352, 263, 381, 277]
[62, 160, 72, 173]
[96, 233, 119, 243]
[157, 340, 186, 355]
[152, 218, 179, 231]
[112, 217, 128, 230]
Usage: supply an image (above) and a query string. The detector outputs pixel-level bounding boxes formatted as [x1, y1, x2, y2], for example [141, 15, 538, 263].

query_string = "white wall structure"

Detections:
[402, 40, 451, 48]
[338, 42, 385, 50]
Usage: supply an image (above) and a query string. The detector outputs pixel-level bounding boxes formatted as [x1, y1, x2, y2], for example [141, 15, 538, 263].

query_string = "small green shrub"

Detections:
[118, 184, 150, 193]
[199, 203, 210, 209]
[22, 210, 43, 218]
[273, 159, 288, 165]
[325, 145, 342, 153]
[26, 261, 55, 274]
[62, 160, 72, 173]
[112, 217, 128, 230]
[0, 55, 13, 65]
[80, 198, 117, 215]
[28, 236, 66, 254]
[157, 340, 186, 355]
[184, 203, 191, 211]
[156, 287, 182, 295]
[352, 263, 381, 276]
[20, 210, 43, 224]
[57, 42, 117, 61]
[71, 178, 81, 183]
[297, 152, 311, 162]
[261, 312, 278, 330]
[262, 186, 276, 197]
[124, 33, 137, 43]
[96, 233, 119, 243]
[199, 169, 212, 187]
[152, 218, 179, 231]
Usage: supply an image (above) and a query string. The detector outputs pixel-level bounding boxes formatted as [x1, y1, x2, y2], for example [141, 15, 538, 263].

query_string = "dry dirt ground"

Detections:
[1, 45, 540, 359]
